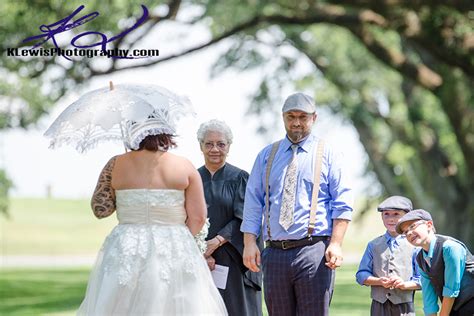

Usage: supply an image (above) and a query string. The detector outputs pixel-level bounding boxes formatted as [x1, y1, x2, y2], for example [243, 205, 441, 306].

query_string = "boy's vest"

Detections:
[416, 234, 474, 311]
[371, 235, 416, 304]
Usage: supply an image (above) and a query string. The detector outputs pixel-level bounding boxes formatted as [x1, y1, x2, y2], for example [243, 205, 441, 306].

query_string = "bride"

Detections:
[77, 126, 227, 315]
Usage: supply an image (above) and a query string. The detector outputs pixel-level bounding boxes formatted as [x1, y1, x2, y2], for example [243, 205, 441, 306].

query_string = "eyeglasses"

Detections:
[202, 141, 228, 151]
[402, 220, 426, 236]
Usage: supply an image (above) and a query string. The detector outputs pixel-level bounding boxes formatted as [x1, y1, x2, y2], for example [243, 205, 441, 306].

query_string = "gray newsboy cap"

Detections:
[377, 196, 413, 212]
[395, 209, 433, 234]
[282, 93, 316, 113]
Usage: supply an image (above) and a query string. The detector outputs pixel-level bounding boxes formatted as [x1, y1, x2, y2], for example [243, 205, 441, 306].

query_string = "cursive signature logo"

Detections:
[21, 4, 149, 60]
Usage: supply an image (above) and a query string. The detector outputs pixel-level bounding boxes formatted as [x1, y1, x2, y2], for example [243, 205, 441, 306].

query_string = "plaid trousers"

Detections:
[262, 239, 334, 316]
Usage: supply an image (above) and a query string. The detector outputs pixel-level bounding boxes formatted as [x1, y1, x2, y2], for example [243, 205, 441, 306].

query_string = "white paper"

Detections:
[211, 264, 229, 290]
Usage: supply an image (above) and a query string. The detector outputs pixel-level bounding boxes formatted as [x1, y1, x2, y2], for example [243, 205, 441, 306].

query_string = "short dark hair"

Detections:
[136, 134, 176, 151]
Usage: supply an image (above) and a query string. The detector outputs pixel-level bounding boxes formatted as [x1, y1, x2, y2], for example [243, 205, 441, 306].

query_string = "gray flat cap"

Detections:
[282, 93, 316, 113]
[377, 195, 413, 212]
[395, 209, 433, 234]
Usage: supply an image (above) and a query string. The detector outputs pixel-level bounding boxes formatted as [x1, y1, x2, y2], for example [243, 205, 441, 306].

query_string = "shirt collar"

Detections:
[423, 236, 437, 259]
[384, 231, 404, 246]
[283, 133, 316, 153]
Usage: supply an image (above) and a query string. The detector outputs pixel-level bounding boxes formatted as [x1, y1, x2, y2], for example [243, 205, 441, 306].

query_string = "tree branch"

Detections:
[327, 0, 474, 14]
[90, 8, 387, 75]
[326, 1, 474, 78]
[349, 25, 443, 90]
[90, 16, 262, 75]
[405, 33, 474, 79]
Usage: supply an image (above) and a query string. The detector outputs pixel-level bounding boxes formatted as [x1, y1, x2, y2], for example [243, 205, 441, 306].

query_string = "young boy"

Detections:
[396, 209, 474, 316]
[356, 196, 421, 316]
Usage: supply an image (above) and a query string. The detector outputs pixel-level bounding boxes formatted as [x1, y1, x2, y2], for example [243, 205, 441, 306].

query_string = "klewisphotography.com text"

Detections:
[6, 47, 159, 59]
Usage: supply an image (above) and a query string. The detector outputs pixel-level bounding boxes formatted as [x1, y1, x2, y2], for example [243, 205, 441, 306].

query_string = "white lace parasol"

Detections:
[44, 83, 194, 153]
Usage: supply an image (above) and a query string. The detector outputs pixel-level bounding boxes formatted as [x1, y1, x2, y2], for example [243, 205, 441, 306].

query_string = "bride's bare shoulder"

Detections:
[161, 152, 195, 169]
[112, 151, 132, 161]
[110, 152, 133, 166]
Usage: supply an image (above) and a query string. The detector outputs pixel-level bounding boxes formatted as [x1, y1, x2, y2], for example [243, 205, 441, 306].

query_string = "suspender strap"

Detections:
[307, 140, 325, 237]
[265, 140, 281, 240]
[265, 139, 325, 239]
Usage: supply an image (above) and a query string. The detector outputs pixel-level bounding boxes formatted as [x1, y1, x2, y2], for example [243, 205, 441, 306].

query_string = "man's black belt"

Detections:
[265, 236, 329, 250]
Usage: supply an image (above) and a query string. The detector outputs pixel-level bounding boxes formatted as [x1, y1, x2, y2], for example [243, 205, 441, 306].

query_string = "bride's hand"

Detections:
[206, 256, 216, 271]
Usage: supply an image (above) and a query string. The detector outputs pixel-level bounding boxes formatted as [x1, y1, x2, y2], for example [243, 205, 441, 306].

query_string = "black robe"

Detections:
[198, 163, 263, 316]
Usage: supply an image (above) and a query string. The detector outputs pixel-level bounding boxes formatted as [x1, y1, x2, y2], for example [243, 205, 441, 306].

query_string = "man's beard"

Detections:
[288, 131, 306, 143]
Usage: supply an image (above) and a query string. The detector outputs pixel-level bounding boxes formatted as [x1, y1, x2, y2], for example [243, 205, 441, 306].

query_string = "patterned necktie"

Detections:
[279, 144, 299, 230]
[388, 238, 396, 251]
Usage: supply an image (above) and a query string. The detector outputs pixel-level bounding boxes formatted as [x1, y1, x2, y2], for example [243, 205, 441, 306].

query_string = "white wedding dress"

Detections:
[77, 189, 227, 315]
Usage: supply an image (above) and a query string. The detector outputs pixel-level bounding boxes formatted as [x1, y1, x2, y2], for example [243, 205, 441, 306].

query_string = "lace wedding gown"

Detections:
[77, 189, 227, 315]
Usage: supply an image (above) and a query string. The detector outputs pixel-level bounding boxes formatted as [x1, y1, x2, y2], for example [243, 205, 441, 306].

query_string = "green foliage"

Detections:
[421, 6, 474, 60]
[0, 169, 12, 215]
[0, 80, 52, 128]
[210, 36, 268, 77]
[199, 0, 263, 32]
[386, 142, 416, 166]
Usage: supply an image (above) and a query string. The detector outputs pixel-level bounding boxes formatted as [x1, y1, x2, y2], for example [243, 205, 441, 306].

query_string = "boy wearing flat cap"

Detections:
[396, 209, 474, 316]
[356, 196, 421, 316]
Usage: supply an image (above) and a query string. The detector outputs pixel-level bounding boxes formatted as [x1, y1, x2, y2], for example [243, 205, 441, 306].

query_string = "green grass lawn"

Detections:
[0, 268, 89, 316]
[0, 265, 424, 315]
[1, 198, 116, 255]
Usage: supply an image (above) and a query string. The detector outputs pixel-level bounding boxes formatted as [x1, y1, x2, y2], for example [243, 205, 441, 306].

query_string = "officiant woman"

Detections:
[197, 119, 263, 316]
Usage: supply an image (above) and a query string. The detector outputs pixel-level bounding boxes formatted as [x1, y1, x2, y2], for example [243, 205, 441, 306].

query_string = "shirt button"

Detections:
[389, 269, 393, 273]
[387, 293, 391, 297]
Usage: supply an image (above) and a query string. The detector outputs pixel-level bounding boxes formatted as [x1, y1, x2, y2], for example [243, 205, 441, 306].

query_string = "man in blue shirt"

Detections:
[241, 92, 354, 316]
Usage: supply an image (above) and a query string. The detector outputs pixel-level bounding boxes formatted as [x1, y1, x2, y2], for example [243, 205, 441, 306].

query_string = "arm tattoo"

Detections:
[91, 156, 117, 218]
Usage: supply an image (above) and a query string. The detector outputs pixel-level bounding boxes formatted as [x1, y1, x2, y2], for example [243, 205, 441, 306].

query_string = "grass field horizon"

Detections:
[1, 197, 387, 257]
[1, 198, 116, 256]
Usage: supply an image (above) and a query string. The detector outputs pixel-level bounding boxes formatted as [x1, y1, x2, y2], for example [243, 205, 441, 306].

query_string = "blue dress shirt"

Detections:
[419, 236, 467, 315]
[355, 232, 421, 286]
[241, 133, 354, 240]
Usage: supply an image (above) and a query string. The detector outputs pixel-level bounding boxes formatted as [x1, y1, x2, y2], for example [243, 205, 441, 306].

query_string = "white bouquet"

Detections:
[194, 218, 210, 254]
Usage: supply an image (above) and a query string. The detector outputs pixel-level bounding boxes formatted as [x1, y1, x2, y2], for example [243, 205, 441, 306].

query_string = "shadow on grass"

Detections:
[0, 268, 88, 315]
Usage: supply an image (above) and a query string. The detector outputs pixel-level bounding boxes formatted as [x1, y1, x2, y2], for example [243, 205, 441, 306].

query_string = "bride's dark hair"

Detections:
[137, 134, 176, 151]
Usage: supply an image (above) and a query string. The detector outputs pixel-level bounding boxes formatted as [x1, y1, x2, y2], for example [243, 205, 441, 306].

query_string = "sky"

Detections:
[0, 12, 368, 199]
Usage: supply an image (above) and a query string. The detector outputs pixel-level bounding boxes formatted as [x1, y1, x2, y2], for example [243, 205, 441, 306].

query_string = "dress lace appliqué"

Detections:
[97, 190, 202, 286]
